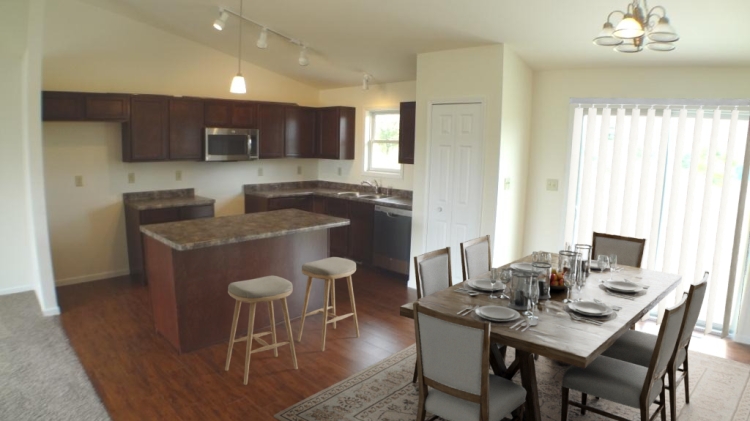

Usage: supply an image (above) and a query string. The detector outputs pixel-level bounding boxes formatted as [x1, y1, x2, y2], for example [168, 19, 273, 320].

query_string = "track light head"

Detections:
[362, 74, 370, 91]
[256, 27, 268, 49]
[298, 46, 309, 66]
[213, 10, 229, 31]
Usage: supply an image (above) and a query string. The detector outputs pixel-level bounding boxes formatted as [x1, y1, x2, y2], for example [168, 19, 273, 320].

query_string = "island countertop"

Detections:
[140, 209, 349, 251]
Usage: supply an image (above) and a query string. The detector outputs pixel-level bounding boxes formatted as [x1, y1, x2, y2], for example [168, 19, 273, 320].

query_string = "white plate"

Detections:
[476, 306, 520, 321]
[569, 301, 613, 317]
[511, 262, 539, 272]
[604, 279, 643, 293]
[468, 279, 505, 292]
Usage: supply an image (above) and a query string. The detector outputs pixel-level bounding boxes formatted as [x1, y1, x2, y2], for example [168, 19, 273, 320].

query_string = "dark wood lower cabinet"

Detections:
[125, 204, 214, 283]
[348, 201, 374, 264]
[325, 198, 350, 258]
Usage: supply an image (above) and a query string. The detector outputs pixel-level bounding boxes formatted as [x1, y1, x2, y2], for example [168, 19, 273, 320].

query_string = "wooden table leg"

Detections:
[489, 343, 508, 376]
[518, 350, 541, 421]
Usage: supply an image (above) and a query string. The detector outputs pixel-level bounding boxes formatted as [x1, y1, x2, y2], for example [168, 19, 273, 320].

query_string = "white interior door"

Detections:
[426, 103, 484, 281]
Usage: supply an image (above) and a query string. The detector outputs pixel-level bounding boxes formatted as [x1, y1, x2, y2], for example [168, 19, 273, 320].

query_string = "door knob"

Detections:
[437, 207, 443, 212]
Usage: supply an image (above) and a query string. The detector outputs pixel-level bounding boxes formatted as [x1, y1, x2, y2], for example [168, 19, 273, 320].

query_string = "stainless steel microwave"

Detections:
[204, 127, 259, 161]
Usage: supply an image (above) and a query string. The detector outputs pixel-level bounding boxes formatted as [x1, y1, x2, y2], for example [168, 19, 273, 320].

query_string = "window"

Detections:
[365, 110, 402, 176]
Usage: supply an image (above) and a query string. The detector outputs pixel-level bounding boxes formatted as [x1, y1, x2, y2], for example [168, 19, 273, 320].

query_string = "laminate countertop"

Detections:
[125, 196, 215, 211]
[140, 209, 349, 251]
[244, 188, 413, 211]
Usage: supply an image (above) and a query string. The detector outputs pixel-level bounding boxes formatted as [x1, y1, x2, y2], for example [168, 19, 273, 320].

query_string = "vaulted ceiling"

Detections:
[81, 0, 750, 89]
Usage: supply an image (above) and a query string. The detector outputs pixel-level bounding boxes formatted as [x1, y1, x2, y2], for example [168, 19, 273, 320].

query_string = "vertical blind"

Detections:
[564, 100, 750, 335]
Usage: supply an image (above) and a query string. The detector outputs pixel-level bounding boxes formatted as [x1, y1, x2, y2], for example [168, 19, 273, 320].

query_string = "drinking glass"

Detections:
[610, 254, 619, 271]
[526, 277, 540, 319]
[499, 268, 512, 299]
[511, 271, 533, 310]
[575, 253, 585, 301]
[532, 262, 551, 299]
[559, 250, 578, 303]
[598, 255, 611, 281]
[575, 244, 592, 278]
[489, 268, 500, 299]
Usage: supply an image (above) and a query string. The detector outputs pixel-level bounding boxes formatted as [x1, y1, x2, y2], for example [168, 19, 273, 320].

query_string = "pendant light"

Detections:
[230, 0, 246, 94]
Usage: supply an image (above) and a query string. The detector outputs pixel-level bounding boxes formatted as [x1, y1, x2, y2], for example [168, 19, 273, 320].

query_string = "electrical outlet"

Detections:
[74, 175, 83, 187]
[175, 170, 182, 181]
[297, 166, 302, 175]
[258, 167, 264, 177]
[546, 179, 559, 191]
[504, 178, 511, 190]
[337, 167, 342, 176]
[128, 173, 135, 184]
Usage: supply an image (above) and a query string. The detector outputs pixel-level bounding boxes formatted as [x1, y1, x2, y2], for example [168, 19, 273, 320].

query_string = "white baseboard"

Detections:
[734, 333, 750, 345]
[42, 306, 61, 316]
[0, 284, 34, 296]
[55, 269, 131, 287]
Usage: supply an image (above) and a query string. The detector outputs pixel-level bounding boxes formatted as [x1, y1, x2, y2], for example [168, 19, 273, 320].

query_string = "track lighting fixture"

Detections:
[256, 27, 268, 49]
[362, 74, 370, 91]
[229, 0, 246, 94]
[213, 10, 229, 31]
[298, 46, 309, 66]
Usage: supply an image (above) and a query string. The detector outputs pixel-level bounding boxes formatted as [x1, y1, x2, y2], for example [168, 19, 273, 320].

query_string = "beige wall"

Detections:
[42, 0, 322, 285]
[495, 48, 533, 265]
[411, 45, 505, 284]
[318, 81, 416, 191]
[524, 67, 750, 256]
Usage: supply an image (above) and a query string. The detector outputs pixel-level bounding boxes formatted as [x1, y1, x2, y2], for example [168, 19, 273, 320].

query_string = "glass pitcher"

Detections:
[532, 262, 551, 299]
[510, 270, 534, 310]
[575, 244, 592, 278]
[558, 250, 579, 303]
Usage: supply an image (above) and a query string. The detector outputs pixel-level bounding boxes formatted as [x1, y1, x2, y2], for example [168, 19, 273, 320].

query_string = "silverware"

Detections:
[512, 320, 528, 330]
[569, 313, 603, 325]
[604, 290, 636, 300]
[594, 299, 621, 312]
[509, 319, 525, 330]
[458, 305, 478, 316]
[454, 288, 479, 297]
[456, 306, 471, 315]
[521, 320, 536, 332]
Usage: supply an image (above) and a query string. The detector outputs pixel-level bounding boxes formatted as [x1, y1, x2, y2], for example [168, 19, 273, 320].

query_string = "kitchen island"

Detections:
[140, 209, 349, 353]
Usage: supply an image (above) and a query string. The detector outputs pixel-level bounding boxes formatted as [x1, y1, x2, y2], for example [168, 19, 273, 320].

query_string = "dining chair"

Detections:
[591, 232, 647, 268]
[461, 235, 492, 281]
[413, 302, 527, 421]
[561, 296, 687, 421]
[602, 272, 709, 420]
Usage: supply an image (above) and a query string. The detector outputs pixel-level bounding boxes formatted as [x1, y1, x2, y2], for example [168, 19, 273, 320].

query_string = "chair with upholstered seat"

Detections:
[602, 272, 708, 420]
[561, 296, 687, 421]
[414, 302, 526, 421]
[297, 257, 360, 351]
[225, 276, 298, 385]
[461, 235, 492, 281]
[592, 232, 647, 268]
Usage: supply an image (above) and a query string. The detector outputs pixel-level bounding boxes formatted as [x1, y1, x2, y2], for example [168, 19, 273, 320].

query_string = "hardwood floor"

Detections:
[58, 267, 750, 420]
[57, 266, 416, 420]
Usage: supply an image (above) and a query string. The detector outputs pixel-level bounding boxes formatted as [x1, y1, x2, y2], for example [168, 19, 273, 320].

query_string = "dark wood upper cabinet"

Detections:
[284, 106, 316, 158]
[43, 92, 85, 121]
[204, 100, 257, 128]
[398, 101, 416, 165]
[258, 103, 285, 158]
[317, 106, 355, 160]
[204, 101, 232, 127]
[122, 96, 169, 162]
[85, 94, 131, 121]
[169, 98, 205, 160]
[232, 102, 258, 128]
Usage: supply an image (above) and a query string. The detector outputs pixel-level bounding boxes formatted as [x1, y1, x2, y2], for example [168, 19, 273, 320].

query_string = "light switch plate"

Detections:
[546, 179, 559, 191]
[504, 178, 511, 190]
[258, 167, 264, 177]
[128, 173, 135, 184]
[175, 170, 182, 181]
[337, 167, 342, 176]
[297, 166, 302, 175]
[74, 176, 83, 187]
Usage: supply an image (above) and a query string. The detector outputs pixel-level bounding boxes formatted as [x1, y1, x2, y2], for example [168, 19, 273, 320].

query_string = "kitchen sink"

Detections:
[359, 194, 392, 199]
[335, 191, 392, 200]
[336, 191, 360, 197]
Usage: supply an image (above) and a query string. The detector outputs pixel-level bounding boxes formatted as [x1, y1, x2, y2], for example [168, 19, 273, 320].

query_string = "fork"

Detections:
[458, 305, 478, 316]
[604, 290, 636, 301]
[569, 313, 603, 326]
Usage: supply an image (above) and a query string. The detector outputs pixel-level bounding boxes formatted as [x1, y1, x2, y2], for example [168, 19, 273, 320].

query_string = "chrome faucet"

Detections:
[361, 179, 380, 194]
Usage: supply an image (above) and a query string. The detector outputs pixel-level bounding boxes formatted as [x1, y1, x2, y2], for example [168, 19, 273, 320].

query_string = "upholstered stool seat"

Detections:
[225, 276, 298, 385]
[228, 276, 292, 299]
[302, 257, 357, 278]
[298, 257, 360, 351]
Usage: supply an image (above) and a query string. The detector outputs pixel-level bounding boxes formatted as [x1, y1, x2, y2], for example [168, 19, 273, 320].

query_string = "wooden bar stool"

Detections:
[225, 276, 298, 385]
[297, 257, 360, 351]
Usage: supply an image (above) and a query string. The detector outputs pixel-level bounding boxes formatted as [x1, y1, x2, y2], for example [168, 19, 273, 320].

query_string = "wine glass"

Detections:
[489, 268, 500, 299]
[499, 268, 512, 299]
[559, 250, 578, 303]
[610, 254, 619, 272]
[598, 255, 611, 282]
[525, 278, 540, 319]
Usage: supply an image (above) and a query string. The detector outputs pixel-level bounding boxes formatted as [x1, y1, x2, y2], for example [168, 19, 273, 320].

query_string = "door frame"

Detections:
[422, 97, 487, 255]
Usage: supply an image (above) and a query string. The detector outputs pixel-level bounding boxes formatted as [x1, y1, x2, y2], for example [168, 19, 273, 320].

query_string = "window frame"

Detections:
[363, 108, 403, 178]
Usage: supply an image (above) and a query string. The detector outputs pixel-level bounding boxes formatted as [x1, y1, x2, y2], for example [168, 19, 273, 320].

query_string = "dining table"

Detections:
[399, 254, 682, 421]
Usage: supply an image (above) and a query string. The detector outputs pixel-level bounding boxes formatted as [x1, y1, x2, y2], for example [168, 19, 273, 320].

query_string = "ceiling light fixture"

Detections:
[593, 1, 679, 53]
[298, 46, 309, 66]
[256, 27, 268, 49]
[213, 10, 229, 31]
[229, 0, 246, 94]
[362, 74, 370, 91]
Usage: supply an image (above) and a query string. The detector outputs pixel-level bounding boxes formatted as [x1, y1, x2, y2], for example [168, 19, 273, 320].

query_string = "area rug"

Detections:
[276, 344, 750, 420]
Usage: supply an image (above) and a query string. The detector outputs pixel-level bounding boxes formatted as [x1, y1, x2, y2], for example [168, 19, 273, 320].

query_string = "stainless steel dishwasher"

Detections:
[372, 205, 412, 275]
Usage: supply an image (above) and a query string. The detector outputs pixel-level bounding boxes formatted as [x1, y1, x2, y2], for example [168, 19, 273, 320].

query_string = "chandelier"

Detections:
[593, 0, 679, 53]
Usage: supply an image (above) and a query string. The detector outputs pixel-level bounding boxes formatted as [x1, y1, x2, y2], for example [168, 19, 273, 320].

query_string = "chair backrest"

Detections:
[591, 232, 646, 267]
[677, 272, 709, 350]
[414, 302, 490, 416]
[460, 235, 492, 281]
[641, 296, 687, 403]
[414, 248, 453, 299]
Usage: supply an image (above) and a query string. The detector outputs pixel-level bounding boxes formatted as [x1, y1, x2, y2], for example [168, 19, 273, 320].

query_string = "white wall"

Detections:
[411, 45, 505, 284]
[42, 0, 322, 285]
[523, 67, 750, 256]
[494, 48, 533, 265]
[318, 81, 416, 191]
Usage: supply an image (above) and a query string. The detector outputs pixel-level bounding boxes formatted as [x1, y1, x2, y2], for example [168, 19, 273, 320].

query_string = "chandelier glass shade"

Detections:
[593, 1, 679, 53]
